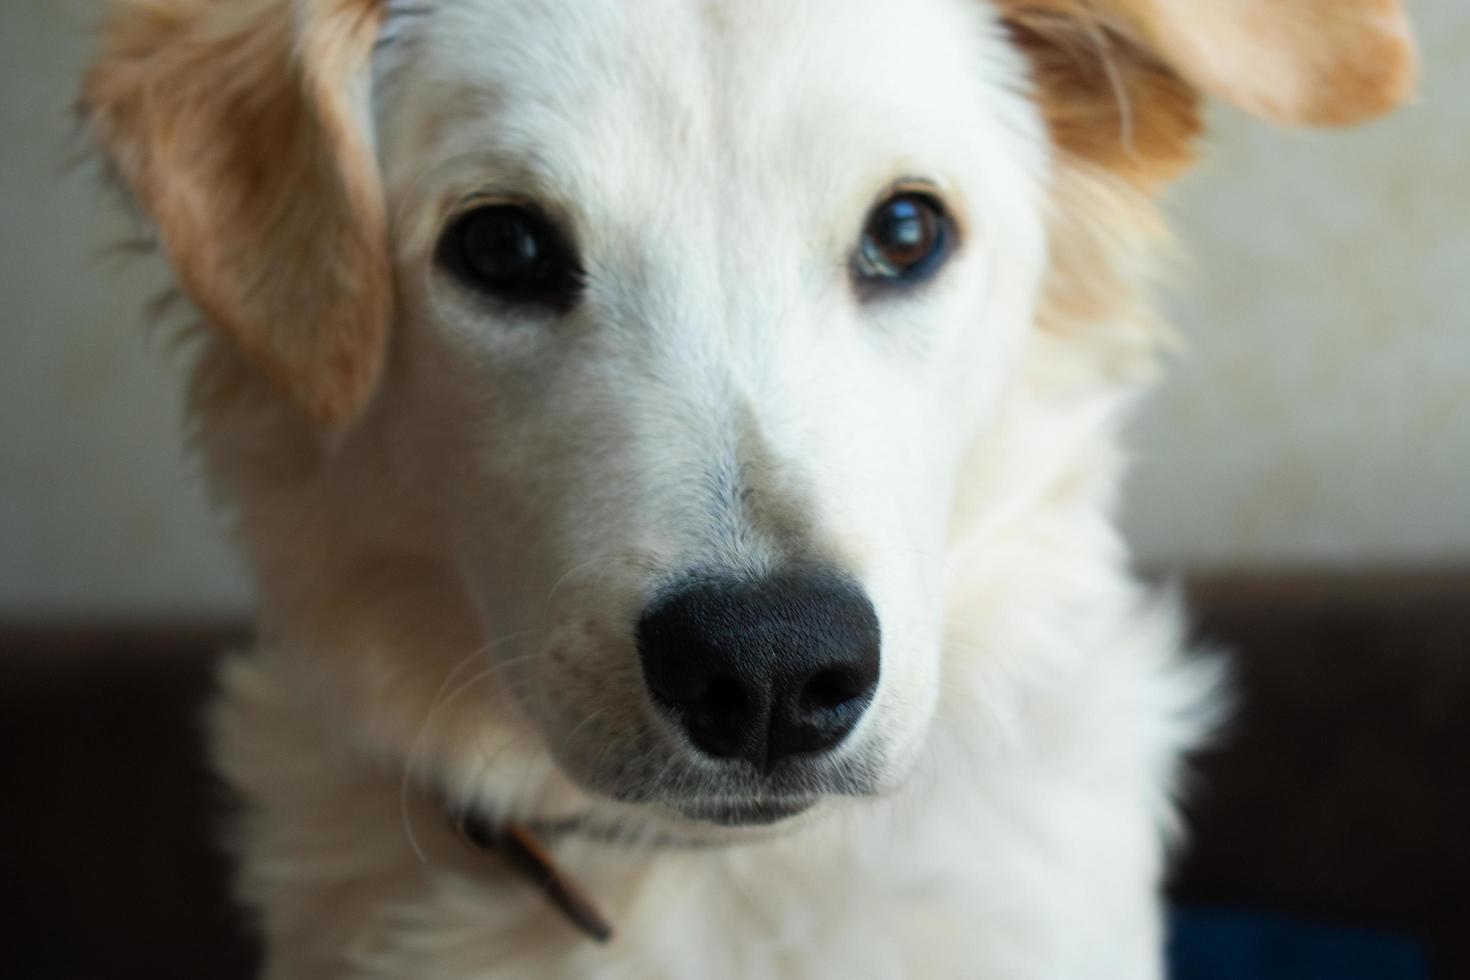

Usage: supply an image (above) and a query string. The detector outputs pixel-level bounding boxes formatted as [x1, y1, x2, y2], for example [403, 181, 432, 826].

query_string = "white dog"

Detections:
[83, 0, 1414, 976]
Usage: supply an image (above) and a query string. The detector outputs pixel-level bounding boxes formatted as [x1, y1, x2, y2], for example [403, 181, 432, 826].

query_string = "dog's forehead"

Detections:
[378, 0, 1039, 234]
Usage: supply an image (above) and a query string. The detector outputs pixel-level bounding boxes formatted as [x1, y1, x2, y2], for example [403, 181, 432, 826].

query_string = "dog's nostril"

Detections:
[682, 675, 757, 759]
[695, 676, 749, 718]
[799, 667, 865, 713]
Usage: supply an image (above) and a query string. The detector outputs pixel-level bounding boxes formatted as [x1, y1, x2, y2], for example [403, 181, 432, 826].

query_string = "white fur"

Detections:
[192, 0, 1220, 975]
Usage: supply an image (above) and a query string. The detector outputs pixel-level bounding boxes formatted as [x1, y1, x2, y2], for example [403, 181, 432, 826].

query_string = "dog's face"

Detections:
[371, 0, 1047, 823]
[85, 0, 1413, 836]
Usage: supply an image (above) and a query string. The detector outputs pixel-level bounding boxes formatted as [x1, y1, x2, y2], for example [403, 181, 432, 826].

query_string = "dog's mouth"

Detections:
[675, 797, 815, 826]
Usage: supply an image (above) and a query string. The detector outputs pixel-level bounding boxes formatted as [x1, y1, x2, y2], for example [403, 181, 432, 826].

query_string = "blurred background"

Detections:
[2, 1, 1466, 978]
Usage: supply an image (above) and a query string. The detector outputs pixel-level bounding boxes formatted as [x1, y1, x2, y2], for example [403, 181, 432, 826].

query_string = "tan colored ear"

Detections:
[998, 0, 1417, 187]
[82, 0, 390, 428]
[1117, 0, 1417, 127]
[1000, 1, 1205, 188]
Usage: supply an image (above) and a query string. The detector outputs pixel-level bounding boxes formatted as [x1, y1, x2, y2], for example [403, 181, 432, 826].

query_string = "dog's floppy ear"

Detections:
[1119, 0, 1417, 128]
[82, 0, 390, 428]
[999, 0, 1417, 187]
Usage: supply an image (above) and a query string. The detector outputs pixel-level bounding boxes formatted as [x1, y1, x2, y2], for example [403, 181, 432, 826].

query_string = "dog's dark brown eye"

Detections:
[853, 192, 953, 288]
[440, 204, 582, 310]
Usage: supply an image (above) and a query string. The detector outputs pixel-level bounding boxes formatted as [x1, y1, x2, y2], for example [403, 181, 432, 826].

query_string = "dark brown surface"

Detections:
[1172, 574, 1470, 978]
[1, 575, 1467, 978]
[0, 626, 256, 980]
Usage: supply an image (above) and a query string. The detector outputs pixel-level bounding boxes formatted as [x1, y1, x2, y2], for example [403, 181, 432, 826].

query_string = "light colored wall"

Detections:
[1123, 3, 1470, 568]
[2, 1, 1467, 616]
[1, 1, 250, 617]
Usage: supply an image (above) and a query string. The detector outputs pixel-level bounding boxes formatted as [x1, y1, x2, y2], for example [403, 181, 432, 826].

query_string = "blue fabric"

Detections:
[1168, 906, 1432, 980]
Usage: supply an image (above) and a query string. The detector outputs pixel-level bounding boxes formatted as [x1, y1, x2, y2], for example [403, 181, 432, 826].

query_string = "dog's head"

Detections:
[84, 0, 1413, 836]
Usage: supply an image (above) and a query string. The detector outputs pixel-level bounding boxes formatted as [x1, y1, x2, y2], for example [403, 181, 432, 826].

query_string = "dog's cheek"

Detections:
[520, 607, 655, 786]
[842, 550, 946, 785]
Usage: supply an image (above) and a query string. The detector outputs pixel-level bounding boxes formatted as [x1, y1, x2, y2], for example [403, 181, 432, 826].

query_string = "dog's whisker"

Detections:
[584, 723, 631, 795]
[539, 554, 639, 628]
[466, 724, 550, 822]
[553, 706, 612, 758]
[399, 634, 541, 862]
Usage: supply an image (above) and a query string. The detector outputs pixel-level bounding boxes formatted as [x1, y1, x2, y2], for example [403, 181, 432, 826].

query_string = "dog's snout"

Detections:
[636, 571, 880, 772]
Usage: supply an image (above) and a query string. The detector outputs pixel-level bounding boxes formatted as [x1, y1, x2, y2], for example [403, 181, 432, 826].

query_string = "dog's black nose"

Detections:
[636, 571, 880, 772]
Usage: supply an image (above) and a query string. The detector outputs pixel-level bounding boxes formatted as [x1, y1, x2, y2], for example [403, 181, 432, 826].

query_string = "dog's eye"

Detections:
[853, 192, 953, 288]
[439, 204, 582, 310]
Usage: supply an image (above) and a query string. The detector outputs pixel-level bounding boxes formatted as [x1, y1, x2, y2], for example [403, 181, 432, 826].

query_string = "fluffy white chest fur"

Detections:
[81, 0, 1414, 975]
[211, 464, 1211, 977]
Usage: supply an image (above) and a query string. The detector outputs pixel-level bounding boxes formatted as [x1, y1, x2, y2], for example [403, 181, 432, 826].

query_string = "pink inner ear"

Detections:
[1119, 0, 1417, 126]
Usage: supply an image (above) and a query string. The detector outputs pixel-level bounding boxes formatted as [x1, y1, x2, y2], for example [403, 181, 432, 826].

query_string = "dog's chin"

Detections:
[602, 794, 827, 847]
[465, 795, 820, 853]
